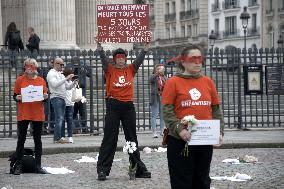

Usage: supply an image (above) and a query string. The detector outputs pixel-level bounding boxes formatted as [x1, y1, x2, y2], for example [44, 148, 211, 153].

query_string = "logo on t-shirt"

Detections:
[189, 88, 201, 100]
[113, 75, 131, 87]
[181, 88, 211, 107]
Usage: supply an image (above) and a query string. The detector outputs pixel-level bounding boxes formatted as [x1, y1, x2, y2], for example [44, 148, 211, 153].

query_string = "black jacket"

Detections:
[4, 30, 24, 51]
[26, 34, 40, 53]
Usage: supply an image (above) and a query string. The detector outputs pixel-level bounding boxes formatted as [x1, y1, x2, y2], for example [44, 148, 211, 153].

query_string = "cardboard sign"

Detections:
[188, 120, 220, 145]
[97, 4, 151, 43]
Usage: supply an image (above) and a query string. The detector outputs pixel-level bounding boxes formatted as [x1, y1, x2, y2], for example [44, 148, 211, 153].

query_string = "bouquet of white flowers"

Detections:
[180, 115, 198, 157]
[123, 141, 138, 180]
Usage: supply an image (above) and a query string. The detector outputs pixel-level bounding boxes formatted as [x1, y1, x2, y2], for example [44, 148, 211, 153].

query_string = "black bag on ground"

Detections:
[9, 148, 36, 174]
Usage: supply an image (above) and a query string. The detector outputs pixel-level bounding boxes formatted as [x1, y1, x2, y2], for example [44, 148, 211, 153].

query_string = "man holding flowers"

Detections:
[162, 45, 224, 189]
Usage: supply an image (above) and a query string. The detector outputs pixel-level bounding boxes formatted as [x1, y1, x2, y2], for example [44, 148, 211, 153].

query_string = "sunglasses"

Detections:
[56, 62, 65, 67]
[181, 56, 204, 64]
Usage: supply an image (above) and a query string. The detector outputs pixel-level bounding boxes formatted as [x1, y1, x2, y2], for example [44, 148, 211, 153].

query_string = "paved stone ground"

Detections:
[0, 148, 283, 189]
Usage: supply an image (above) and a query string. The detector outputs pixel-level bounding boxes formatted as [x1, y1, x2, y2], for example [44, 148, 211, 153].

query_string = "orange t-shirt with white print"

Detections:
[162, 76, 220, 120]
[14, 75, 48, 121]
[104, 64, 136, 102]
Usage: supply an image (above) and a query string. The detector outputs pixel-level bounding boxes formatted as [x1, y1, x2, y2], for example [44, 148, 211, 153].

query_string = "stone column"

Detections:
[0, 0, 3, 46]
[75, 0, 101, 50]
[26, 0, 78, 49]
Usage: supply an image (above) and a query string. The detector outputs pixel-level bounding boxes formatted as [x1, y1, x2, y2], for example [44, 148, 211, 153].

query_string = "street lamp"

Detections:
[277, 35, 284, 63]
[238, 6, 250, 130]
[209, 30, 217, 51]
[240, 6, 250, 51]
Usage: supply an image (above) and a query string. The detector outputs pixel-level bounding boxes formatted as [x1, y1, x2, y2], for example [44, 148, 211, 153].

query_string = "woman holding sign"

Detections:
[12, 58, 48, 175]
[162, 45, 224, 189]
[95, 38, 151, 181]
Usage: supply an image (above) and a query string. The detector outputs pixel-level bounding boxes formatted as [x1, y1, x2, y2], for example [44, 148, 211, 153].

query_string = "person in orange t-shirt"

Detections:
[12, 58, 48, 175]
[162, 45, 224, 189]
[95, 38, 151, 181]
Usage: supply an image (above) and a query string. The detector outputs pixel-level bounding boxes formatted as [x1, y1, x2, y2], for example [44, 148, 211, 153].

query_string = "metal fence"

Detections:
[0, 47, 283, 137]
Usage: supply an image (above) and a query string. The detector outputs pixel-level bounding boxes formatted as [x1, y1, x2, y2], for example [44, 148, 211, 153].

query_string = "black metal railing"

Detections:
[1, 47, 284, 137]
[248, 0, 258, 7]
[212, 3, 221, 12]
[266, 9, 274, 15]
[247, 27, 260, 36]
[180, 9, 199, 20]
[222, 0, 240, 10]
[222, 29, 240, 38]
[164, 13, 176, 22]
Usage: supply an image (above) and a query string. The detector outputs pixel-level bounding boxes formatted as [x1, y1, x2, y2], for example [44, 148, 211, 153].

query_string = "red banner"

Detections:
[97, 4, 151, 43]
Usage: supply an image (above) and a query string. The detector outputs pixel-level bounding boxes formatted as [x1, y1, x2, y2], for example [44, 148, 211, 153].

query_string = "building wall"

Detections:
[0, 0, 133, 50]
[208, 0, 262, 50]
[262, 0, 284, 48]
[151, 0, 209, 49]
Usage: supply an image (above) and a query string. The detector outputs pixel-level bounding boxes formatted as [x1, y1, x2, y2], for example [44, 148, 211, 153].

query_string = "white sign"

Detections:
[188, 120, 220, 145]
[21, 85, 44, 103]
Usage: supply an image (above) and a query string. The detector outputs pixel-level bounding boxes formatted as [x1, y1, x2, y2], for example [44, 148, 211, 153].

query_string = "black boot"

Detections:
[35, 156, 49, 174]
[13, 160, 22, 175]
[36, 166, 49, 174]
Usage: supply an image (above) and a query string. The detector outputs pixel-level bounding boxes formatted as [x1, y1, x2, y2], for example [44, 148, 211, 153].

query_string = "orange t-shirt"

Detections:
[104, 64, 136, 102]
[162, 76, 220, 120]
[14, 75, 48, 121]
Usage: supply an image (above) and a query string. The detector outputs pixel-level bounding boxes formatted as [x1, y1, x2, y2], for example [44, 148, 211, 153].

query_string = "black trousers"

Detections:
[16, 120, 43, 166]
[97, 98, 147, 175]
[73, 101, 87, 130]
[167, 136, 213, 189]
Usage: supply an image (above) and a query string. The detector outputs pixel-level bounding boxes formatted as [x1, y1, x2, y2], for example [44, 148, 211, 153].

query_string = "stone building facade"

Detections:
[149, 0, 209, 49]
[262, 0, 284, 48]
[208, 0, 262, 50]
[0, 0, 132, 50]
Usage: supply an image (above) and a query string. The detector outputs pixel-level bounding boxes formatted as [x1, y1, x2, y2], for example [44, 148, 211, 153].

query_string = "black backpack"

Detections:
[9, 148, 36, 174]
[9, 31, 21, 46]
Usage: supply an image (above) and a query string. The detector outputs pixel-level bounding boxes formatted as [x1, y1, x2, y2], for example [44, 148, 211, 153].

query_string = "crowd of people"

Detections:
[7, 22, 224, 189]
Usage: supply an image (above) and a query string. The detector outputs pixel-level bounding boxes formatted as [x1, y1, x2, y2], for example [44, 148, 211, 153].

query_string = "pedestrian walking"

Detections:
[95, 39, 151, 181]
[4, 22, 24, 70]
[12, 58, 48, 175]
[26, 27, 40, 58]
[162, 44, 224, 189]
[149, 63, 167, 138]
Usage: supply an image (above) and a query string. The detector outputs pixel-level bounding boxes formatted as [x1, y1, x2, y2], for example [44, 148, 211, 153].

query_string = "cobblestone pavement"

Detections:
[0, 148, 283, 189]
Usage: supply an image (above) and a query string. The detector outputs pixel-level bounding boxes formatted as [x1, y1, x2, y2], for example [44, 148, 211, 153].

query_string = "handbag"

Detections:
[71, 84, 83, 102]
[9, 148, 36, 174]
[162, 128, 169, 146]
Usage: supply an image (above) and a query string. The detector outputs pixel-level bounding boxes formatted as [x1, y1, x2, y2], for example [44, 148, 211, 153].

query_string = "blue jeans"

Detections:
[50, 97, 66, 141]
[61, 106, 74, 137]
[150, 95, 165, 132]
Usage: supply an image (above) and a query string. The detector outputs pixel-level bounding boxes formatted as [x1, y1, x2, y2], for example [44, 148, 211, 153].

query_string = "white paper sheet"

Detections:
[43, 167, 74, 174]
[21, 85, 43, 102]
[188, 120, 220, 145]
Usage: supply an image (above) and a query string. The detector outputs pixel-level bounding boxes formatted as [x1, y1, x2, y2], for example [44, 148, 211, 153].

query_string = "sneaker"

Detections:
[68, 137, 74, 143]
[55, 137, 68, 144]
[98, 172, 107, 181]
[153, 132, 158, 138]
[136, 170, 151, 178]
